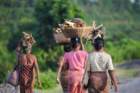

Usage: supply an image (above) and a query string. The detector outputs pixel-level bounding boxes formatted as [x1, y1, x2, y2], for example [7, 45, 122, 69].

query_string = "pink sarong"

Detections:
[64, 50, 88, 93]
[68, 70, 85, 93]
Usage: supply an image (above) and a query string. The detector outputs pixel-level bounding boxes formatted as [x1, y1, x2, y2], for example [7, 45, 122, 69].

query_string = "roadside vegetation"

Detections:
[0, 0, 140, 89]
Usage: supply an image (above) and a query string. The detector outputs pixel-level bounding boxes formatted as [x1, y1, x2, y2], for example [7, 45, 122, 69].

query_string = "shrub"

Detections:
[35, 70, 57, 89]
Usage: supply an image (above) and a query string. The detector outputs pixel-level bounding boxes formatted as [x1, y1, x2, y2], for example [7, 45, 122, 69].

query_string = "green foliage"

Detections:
[0, 0, 140, 89]
[0, 44, 16, 83]
[35, 0, 84, 50]
[106, 39, 140, 63]
[35, 70, 57, 89]
[133, 0, 140, 12]
[111, 0, 133, 11]
[85, 38, 140, 63]
[33, 45, 63, 71]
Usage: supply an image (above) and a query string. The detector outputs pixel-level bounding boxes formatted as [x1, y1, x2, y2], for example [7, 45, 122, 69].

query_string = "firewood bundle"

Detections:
[20, 32, 36, 48]
[53, 18, 105, 44]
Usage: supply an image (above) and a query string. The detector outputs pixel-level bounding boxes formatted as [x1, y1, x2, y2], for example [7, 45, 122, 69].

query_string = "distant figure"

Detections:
[84, 37, 118, 93]
[63, 37, 88, 93]
[17, 32, 40, 93]
[57, 43, 72, 93]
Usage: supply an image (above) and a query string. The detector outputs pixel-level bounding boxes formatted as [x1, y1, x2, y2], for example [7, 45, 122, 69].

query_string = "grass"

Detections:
[116, 68, 140, 78]
[34, 85, 62, 93]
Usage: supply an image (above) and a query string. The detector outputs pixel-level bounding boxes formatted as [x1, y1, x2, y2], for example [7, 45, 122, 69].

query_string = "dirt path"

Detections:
[1, 77, 140, 93]
[110, 77, 140, 93]
[1, 59, 140, 93]
[1, 78, 140, 93]
[35, 77, 140, 93]
[120, 77, 140, 93]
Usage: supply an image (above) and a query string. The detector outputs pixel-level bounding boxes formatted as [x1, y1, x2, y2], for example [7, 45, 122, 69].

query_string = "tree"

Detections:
[6, 0, 36, 51]
[35, 0, 84, 50]
[112, 0, 133, 11]
[133, 0, 140, 12]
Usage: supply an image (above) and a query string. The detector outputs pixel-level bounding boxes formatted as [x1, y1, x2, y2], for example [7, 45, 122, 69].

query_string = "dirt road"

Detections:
[110, 77, 140, 93]
[1, 76, 140, 93]
[35, 76, 140, 93]
[1, 59, 140, 93]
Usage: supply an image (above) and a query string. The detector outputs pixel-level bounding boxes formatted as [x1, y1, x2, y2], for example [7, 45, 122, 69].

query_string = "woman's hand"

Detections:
[37, 79, 42, 88]
[108, 70, 119, 93]
[56, 76, 60, 84]
[114, 84, 118, 93]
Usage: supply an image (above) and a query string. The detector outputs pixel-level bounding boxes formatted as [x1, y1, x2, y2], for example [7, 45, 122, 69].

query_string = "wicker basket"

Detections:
[53, 32, 70, 44]
[61, 26, 93, 38]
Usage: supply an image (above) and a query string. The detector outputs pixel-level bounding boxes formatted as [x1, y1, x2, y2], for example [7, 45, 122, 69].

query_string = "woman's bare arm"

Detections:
[34, 56, 40, 83]
[57, 56, 64, 83]
[82, 59, 90, 89]
[14, 45, 21, 70]
[108, 70, 118, 92]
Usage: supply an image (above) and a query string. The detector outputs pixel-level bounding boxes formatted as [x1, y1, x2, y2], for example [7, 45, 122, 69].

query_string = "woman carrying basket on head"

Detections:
[17, 32, 41, 93]
[83, 37, 118, 93]
[57, 43, 72, 93]
[63, 37, 88, 93]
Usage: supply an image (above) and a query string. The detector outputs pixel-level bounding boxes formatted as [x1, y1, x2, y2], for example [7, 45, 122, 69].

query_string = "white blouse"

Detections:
[88, 51, 114, 72]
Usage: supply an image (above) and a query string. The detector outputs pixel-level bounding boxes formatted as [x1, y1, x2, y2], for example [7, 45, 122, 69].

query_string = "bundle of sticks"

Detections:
[53, 18, 105, 44]
[20, 32, 36, 48]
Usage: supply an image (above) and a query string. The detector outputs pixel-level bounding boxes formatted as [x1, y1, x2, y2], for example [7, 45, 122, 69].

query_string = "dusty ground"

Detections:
[110, 77, 140, 93]
[0, 59, 140, 93]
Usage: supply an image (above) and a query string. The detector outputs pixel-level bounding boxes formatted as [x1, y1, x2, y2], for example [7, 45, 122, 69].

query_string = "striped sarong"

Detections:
[19, 55, 35, 93]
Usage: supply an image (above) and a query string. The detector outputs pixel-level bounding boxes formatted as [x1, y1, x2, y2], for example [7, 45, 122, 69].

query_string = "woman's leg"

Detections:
[101, 83, 109, 93]
[20, 85, 25, 93]
[15, 85, 20, 93]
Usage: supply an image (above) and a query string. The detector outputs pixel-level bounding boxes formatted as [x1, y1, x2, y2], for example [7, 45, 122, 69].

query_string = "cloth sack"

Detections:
[7, 70, 19, 86]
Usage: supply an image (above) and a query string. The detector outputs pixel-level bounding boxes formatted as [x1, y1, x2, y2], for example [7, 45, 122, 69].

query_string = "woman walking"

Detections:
[57, 43, 72, 93]
[17, 32, 40, 93]
[63, 37, 88, 93]
[84, 37, 118, 93]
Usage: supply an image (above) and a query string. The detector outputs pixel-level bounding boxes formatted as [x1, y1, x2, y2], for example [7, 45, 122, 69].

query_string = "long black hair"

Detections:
[63, 43, 72, 52]
[93, 37, 104, 51]
[71, 37, 81, 49]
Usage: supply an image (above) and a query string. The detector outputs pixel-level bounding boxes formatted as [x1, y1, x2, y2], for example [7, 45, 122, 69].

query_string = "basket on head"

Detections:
[53, 32, 70, 44]
[21, 32, 36, 47]
[71, 18, 85, 27]
[61, 26, 93, 39]
[53, 19, 105, 44]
